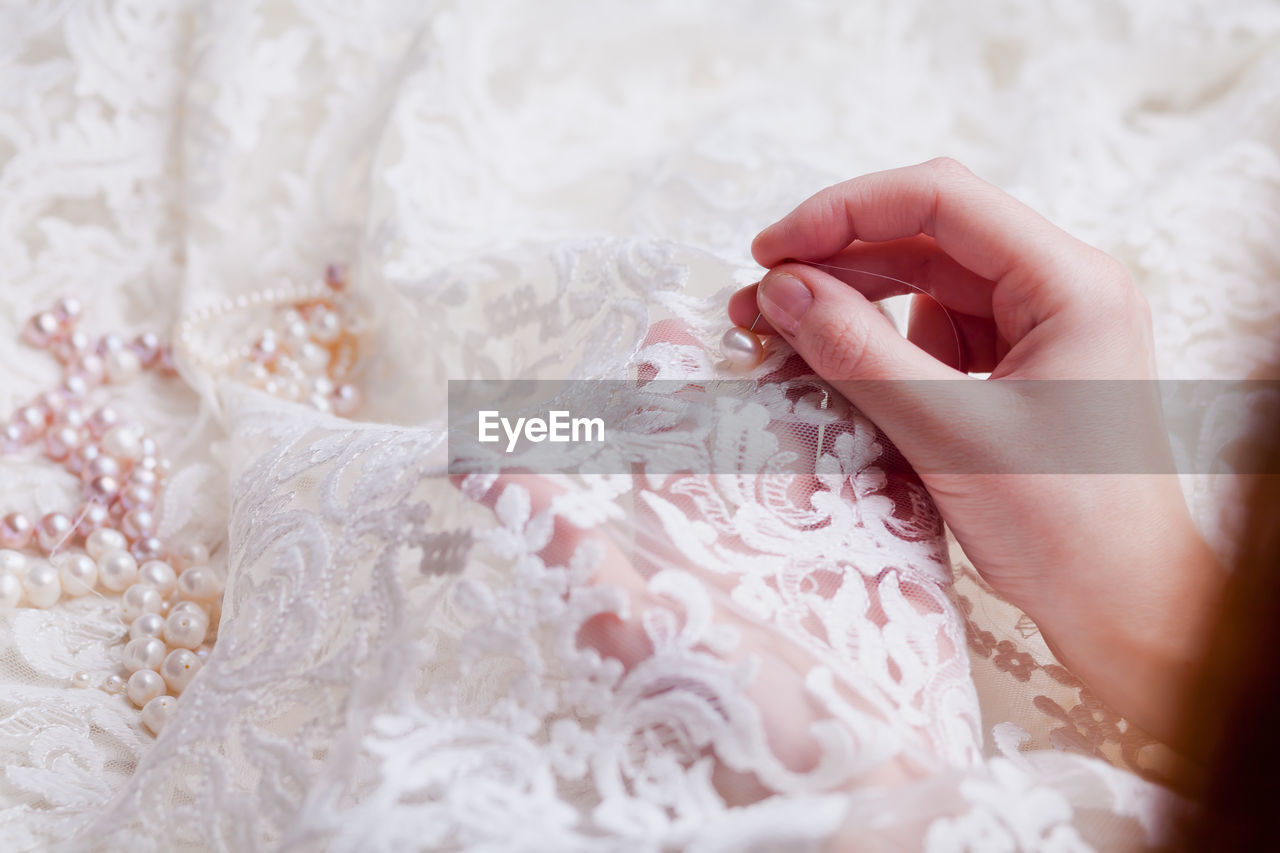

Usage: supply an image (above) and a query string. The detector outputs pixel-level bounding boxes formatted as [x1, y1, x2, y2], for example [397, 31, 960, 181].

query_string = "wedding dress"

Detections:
[3, 1, 1279, 850]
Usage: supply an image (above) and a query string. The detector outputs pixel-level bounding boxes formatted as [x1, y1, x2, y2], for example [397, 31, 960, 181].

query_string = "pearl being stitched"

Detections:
[720, 312, 766, 371]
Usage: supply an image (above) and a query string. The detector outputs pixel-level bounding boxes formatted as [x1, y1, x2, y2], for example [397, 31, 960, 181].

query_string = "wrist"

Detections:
[1031, 522, 1223, 745]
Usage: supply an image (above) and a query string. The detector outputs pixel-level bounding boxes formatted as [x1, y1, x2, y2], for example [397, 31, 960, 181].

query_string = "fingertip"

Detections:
[727, 283, 778, 336]
[728, 283, 759, 324]
[750, 228, 774, 266]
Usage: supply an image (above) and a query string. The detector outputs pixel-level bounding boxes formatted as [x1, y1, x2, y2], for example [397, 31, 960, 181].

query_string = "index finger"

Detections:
[751, 158, 1086, 288]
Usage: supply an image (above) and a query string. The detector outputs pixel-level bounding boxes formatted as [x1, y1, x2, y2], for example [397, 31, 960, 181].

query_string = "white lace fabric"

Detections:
[3, 1, 1279, 850]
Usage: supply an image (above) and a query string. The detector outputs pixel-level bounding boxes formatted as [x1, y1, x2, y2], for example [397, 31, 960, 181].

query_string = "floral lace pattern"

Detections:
[4, 0, 1279, 850]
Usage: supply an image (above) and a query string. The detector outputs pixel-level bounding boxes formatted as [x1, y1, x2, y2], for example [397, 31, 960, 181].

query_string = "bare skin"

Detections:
[729, 158, 1222, 745]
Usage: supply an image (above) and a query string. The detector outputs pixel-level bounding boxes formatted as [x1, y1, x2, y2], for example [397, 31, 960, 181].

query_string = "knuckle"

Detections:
[1075, 251, 1153, 329]
[923, 156, 971, 181]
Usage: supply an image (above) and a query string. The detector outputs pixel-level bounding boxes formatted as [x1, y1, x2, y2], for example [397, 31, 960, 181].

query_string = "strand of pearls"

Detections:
[1, 267, 362, 735]
[175, 264, 363, 414]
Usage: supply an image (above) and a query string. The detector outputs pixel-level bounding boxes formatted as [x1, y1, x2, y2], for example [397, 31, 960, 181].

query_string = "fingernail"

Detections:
[758, 273, 812, 335]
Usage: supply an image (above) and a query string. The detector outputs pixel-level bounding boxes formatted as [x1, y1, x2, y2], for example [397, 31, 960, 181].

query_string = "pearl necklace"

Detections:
[177, 264, 362, 415]
[0, 266, 361, 735]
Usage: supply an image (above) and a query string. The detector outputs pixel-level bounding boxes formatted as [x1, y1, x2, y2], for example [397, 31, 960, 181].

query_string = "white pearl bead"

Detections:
[310, 376, 334, 398]
[102, 674, 126, 694]
[331, 384, 361, 417]
[71, 670, 93, 688]
[163, 608, 208, 650]
[104, 348, 141, 384]
[169, 600, 206, 618]
[309, 308, 342, 343]
[123, 637, 168, 673]
[126, 669, 165, 707]
[122, 584, 165, 620]
[720, 326, 765, 371]
[298, 341, 330, 372]
[160, 648, 202, 693]
[177, 567, 219, 602]
[102, 424, 143, 461]
[0, 572, 23, 609]
[283, 317, 309, 346]
[57, 553, 98, 596]
[22, 564, 62, 608]
[0, 549, 27, 575]
[172, 543, 209, 570]
[130, 612, 166, 641]
[86, 528, 127, 560]
[138, 560, 177, 594]
[140, 694, 177, 735]
[97, 548, 138, 591]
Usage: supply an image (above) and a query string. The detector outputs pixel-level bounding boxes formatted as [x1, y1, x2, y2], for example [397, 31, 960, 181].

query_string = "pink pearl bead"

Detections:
[325, 263, 347, 290]
[60, 404, 88, 430]
[53, 329, 92, 365]
[122, 509, 156, 539]
[88, 474, 121, 502]
[3, 421, 31, 447]
[120, 484, 155, 512]
[61, 375, 89, 399]
[15, 405, 49, 435]
[85, 455, 122, 481]
[66, 443, 100, 475]
[128, 468, 159, 489]
[130, 536, 165, 563]
[23, 312, 60, 348]
[131, 332, 161, 367]
[76, 502, 111, 537]
[54, 296, 82, 325]
[88, 406, 119, 437]
[96, 333, 125, 356]
[73, 353, 106, 387]
[44, 425, 82, 461]
[36, 512, 75, 552]
[331, 384, 361, 417]
[0, 513, 34, 549]
[38, 392, 69, 421]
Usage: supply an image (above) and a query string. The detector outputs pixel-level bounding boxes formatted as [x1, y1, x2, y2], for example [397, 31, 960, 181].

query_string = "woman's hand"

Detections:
[729, 158, 1222, 744]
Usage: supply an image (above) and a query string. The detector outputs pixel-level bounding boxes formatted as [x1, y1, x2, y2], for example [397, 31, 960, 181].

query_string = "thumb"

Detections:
[756, 263, 979, 467]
